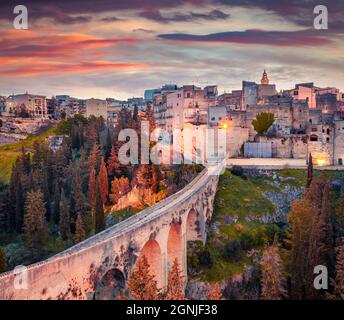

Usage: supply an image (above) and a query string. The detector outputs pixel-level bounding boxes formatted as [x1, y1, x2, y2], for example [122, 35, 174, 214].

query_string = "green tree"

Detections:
[52, 182, 61, 225]
[336, 193, 344, 228]
[95, 182, 105, 233]
[75, 213, 86, 244]
[24, 190, 48, 254]
[15, 179, 24, 233]
[104, 128, 112, 160]
[70, 166, 86, 221]
[252, 112, 275, 135]
[0, 247, 6, 273]
[307, 153, 314, 188]
[59, 189, 70, 241]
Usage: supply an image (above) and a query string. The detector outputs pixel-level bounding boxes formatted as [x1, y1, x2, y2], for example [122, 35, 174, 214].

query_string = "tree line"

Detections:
[0, 105, 202, 271]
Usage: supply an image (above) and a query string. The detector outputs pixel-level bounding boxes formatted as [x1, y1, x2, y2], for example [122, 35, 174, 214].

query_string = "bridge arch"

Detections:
[94, 268, 125, 300]
[139, 239, 163, 289]
[186, 208, 203, 242]
[167, 222, 183, 271]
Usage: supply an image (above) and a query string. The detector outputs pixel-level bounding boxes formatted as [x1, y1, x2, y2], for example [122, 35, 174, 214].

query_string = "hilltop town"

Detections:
[1, 71, 344, 166]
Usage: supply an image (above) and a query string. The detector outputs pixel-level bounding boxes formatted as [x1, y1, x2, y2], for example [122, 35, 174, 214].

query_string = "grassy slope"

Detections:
[199, 169, 308, 282]
[0, 126, 57, 184]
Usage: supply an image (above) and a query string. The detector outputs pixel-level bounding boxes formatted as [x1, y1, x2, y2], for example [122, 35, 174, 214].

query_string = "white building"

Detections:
[7, 93, 47, 118]
[86, 98, 109, 120]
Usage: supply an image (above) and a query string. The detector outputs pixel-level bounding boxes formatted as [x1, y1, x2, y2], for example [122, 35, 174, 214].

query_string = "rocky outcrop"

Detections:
[0, 132, 27, 146]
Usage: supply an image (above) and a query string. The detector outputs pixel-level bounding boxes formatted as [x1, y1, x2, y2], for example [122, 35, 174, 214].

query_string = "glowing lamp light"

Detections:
[316, 159, 326, 166]
[222, 123, 228, 129]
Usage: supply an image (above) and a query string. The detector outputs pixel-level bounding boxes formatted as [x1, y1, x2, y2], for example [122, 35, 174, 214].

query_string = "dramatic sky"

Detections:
[0, 0, 343, 99]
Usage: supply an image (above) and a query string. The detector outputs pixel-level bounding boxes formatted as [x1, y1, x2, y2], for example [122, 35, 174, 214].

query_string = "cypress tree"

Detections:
[307, 153, 313, 188]
[329, 239, 344, 299]
[98, 157, 109, 205]
[0, 247, 6, 273]
[52, 182, 61, 225]
[166, 259, 185, 300]
[95, 182, 105, 233]
[59, 189, 70, 241]
[128, 255, 159, 300]
[75, 213, 86, 244]
[289, 175, 334, 299]
[24, 190, 48, 255]
[107, 146, 121, 177]
[260, 242, 286, 300]
[15, 179, 24, 233]
[104, 128, 112, 160]
[88, 167, 97, 211]
[70, 166, 86, 222]
[306, 180, 334, 299]
[88, 143, 101, 172]
[207, 283, 222, 300]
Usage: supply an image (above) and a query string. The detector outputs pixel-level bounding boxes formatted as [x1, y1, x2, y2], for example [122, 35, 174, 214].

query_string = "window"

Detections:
[310, 135, 318, 142]
[327, 128, 330, 135]
[211, 117, 215, 121]
[309, 119, 312, 123]
[326, 137, 330, 143]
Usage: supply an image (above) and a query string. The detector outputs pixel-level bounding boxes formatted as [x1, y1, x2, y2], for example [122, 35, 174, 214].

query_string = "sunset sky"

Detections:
[0, 0, 343, 100]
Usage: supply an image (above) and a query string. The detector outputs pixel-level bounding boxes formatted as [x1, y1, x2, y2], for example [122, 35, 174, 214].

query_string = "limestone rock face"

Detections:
[111, 187, 143, 211]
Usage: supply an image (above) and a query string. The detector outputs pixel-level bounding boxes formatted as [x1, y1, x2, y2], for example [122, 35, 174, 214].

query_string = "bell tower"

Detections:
[261, 70, 269, 85]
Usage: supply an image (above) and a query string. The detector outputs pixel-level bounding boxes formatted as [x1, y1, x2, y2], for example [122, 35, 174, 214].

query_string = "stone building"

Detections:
[55, 97, 86, 119]
[154, 85, 218, 136]
[0, 96, 6, 114]
[287, 83, 343, 112]
[217, 90, 242, 110]
[86, 98, 109, 120]
[242, 71, 277, 109]
[152, 73, 344, 165]
[6, 93, 47, 118]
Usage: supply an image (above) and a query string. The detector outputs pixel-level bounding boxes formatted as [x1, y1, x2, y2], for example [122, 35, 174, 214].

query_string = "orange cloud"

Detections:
[0, 32, 141, 57]
[1, 60, 148, 77]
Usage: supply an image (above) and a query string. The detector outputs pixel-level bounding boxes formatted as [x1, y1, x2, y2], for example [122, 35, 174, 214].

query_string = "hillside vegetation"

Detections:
[0, 126, 58, 184]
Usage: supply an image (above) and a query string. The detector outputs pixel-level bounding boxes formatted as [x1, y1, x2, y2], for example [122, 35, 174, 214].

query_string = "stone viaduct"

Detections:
[0, 164, 222, 300]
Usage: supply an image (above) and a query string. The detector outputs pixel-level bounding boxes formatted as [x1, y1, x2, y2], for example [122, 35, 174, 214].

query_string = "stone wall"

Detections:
[257, 135, 308, 159]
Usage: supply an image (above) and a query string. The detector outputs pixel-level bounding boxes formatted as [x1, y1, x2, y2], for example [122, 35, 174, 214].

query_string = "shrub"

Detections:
[231, 166, 245, 178]
[240, 232, 255, 251]
[223, 240, 242, 262]
[198, 249, 213, 268]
